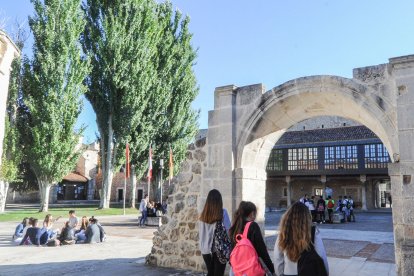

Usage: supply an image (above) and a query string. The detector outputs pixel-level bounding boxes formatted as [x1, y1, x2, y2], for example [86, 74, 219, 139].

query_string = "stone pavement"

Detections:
[0, 214, 396, 276]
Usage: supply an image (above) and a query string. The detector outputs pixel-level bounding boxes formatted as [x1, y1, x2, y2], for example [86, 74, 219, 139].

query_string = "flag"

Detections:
[125, 143, 130, 178]
[147, 145, 152, 181]
[169, 146, 174, 181]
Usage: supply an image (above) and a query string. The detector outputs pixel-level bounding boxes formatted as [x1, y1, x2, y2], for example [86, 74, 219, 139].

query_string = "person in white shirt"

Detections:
[68, 210, 79, 229]
[274, 202, 329, 276]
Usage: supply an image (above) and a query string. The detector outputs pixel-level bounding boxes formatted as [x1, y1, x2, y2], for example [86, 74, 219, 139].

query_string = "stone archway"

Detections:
[149, 55, 414, 276]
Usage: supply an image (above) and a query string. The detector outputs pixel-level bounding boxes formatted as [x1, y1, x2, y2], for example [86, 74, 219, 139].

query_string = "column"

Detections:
[360, 174, 367, 211]
[286, 176, 292, 207]
[321, 175, 327, 200]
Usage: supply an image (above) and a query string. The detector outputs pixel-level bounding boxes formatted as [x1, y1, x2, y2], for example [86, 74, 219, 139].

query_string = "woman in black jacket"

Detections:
[229, 201, 275, 275]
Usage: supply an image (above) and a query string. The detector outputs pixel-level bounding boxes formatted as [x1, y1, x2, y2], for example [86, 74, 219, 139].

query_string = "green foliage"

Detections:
[129, 2, 199, 179]
[0, 56, 22, 183]
[23, 0, 90, 184]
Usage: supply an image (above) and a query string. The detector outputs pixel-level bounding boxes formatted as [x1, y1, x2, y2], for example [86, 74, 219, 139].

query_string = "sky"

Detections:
[2, 0, 414, 143]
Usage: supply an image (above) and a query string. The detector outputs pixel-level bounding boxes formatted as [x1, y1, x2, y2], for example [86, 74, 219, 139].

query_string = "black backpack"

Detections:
[297, 226, 328, 276]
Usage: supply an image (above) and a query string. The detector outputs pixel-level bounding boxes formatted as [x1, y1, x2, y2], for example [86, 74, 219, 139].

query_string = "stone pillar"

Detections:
[204, 85, 237, 216]
[286, 176, 292, 207]
[0, 31, 20, 167]
[360, 174, 368, 211]
[389, 55, 414, 275]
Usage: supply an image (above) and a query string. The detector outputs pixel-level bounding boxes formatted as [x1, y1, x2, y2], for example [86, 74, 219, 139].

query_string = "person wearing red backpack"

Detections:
[274, 202, 329, 276]
[229, 201, 275, 276]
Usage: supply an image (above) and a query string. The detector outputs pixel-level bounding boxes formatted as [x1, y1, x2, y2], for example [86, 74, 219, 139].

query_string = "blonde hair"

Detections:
[278, 202, 312, 262]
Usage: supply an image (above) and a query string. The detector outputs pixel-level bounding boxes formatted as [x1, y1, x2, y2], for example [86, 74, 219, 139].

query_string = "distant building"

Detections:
[266, 117, 391, 210]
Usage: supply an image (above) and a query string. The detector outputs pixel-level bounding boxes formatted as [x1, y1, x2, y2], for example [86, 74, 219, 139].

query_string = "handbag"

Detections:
[212, 219, 232, 264]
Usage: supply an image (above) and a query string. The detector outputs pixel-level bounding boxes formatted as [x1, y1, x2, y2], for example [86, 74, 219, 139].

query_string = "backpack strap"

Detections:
[243, 221, 252, 238]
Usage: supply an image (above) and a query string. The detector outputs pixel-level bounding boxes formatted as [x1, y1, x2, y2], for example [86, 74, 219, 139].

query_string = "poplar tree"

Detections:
[82, 0, 159, 208]
[0, 58, 22, 213]
[128, 2, 198, 203]
[23, 0, 90, 212]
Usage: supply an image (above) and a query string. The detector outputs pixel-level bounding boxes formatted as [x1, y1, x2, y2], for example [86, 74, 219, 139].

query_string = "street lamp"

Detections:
[159, 159, 164, 203]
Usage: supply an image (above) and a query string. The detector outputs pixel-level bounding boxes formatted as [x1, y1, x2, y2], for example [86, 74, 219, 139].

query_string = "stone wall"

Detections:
[146, 137, 206, 272]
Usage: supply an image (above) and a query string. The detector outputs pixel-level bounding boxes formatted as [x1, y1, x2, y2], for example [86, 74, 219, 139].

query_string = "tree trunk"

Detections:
[39, 180, 51, 212]
[0, 181, 9, 213]
[130, 166, 137, 208]
[100, 115, 114, 209]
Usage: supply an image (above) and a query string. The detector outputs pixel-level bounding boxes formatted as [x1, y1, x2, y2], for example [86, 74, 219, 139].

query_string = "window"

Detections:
[324, 145, 358, 170]
[314, 188, 324, 196]
[282, 187, 288, 197]
[364, 144, 390, 168]
[266, 149, 283, 171]
[288, 147, 318, 171]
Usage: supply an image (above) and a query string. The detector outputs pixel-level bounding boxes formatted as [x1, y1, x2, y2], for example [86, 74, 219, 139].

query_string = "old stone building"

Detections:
[266, 117, 391, 210]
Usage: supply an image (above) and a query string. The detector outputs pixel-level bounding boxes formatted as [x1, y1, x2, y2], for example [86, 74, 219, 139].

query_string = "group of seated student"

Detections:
[13, 210, 106, 246]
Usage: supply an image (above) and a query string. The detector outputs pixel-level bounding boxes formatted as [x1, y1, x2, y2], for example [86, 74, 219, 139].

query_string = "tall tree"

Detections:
[128, 2, 199, 204]
[0, 22, 28, 213]
[0, 58, 22, 213]
[82, 0, 160, 208]
[23, 0, 90, 212]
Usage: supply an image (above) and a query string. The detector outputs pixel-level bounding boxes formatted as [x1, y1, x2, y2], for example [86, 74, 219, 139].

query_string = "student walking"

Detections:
[274, 202, 329, 276]
[198, 189, 231, 276]
[229, 201, 275, 276]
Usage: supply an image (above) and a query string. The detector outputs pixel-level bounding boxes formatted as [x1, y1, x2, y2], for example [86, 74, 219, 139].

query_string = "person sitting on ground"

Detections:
[42, 214, 61, 240]
[75, 216, 89, 242]
[19, 218, 42, 246]
[68, 210, 79, 230]
[274, 202, 329, 276]
[89, 216, 106, 242]
[13, 217, 29, 241]
[59, 221, 76, 245]
[15, 217, 34, 245]
[84, 217, 101, 243]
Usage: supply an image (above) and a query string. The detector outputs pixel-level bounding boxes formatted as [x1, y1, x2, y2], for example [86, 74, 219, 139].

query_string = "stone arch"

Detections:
[235, 75, 397, 225]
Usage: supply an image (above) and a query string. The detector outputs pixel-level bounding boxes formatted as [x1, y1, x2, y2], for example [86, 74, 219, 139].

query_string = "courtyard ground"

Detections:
[0, 211, 396, 276]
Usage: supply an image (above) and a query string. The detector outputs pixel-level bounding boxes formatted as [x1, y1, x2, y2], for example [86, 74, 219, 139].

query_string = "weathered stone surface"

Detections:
[195, 137, 206, 148]
[186, 151, 193, 160]
[192, 163, 202, 174]
[175, 202, 185, 213]
[193, 149, 207, 161]
[187, 195, 197, 207]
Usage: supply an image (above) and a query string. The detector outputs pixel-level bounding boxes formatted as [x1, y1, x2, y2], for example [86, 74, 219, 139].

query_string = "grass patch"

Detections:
[0, 207, 139, 222]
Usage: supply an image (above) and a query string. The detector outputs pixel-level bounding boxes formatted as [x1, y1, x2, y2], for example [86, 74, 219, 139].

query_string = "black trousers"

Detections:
[202, 253, 226, 276]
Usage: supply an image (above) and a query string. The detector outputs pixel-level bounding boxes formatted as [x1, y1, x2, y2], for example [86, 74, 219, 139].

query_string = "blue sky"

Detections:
[2, 0, 414, 143]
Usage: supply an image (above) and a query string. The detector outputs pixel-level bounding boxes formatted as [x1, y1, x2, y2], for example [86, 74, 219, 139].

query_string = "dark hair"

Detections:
[69, 210, 75, 214]
[22, 217, 29, 227]
[32, 219, 39, 226]
[328, 195, 332, 199]
[229, 201, 257, 244]
[144, 194, 148, 198]
[199, 189, 223, 224]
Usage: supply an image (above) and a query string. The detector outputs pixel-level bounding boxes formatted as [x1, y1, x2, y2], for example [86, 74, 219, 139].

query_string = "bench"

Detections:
[138, 216, 162, 227]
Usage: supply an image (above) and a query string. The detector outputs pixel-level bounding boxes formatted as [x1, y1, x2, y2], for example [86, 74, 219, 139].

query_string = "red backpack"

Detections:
[230, 222, 265, 276]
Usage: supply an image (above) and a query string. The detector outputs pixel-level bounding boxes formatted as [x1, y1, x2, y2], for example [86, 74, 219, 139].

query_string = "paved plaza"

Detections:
[0, 211, 395, 275]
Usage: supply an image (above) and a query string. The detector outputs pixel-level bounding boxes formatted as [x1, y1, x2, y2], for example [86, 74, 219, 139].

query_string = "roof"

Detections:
[62, 172, 88, 183]
[276, 125, 381, 148]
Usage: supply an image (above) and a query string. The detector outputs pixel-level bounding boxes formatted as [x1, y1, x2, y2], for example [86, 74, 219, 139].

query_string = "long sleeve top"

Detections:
[273, 228, 329, 276]
[198, 209, 231, 255]
[14, 223, 24, 237]
[233, 221, 275, 274]
[20, 227, 41, 246]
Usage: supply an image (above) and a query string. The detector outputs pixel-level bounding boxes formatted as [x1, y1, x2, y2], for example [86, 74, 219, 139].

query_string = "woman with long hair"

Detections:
[75, 216, 89, 242]
[199, 189, 231, 276]
[274, 202, 329, 276]
[229, 201, 275, 275]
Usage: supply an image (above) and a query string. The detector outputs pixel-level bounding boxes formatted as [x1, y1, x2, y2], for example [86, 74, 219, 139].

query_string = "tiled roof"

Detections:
[62, 172, 88, 183]
[276, 125, 380, 146]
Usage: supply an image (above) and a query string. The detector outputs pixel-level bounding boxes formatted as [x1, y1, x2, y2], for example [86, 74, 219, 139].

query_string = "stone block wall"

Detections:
[146, 137, 207, 272]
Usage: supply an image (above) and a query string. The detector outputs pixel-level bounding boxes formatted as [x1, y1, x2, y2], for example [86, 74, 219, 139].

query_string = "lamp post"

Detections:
[159, 159, 164, 203]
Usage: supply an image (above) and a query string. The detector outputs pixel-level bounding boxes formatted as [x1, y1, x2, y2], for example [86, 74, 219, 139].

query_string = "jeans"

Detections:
[139, 210, 147, 226]
[202, 253, 226, 276]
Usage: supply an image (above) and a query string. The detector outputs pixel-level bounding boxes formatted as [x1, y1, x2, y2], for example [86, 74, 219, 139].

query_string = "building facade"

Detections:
[266, 117, 391, 210]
